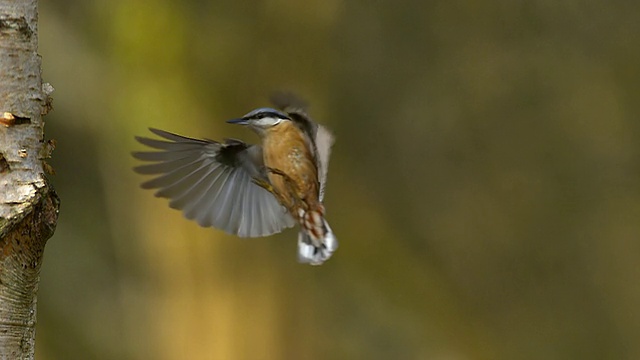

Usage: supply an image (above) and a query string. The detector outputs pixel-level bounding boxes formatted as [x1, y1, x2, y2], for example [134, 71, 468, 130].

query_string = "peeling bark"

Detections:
[0, 0, 58, 358]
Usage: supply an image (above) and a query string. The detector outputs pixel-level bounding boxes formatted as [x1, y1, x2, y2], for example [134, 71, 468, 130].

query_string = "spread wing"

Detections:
[132, 128, 295, 237]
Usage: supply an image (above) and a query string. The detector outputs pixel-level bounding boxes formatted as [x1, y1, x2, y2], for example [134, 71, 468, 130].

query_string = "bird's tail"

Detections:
[297, 209, 338, 265]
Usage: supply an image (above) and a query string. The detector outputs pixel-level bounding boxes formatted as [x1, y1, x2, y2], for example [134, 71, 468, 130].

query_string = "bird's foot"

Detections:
[252, 177, 276, 194]
[266, 167, 306, 208]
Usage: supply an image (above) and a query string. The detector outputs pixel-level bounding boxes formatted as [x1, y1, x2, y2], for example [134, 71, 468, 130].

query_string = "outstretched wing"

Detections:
[133, 128, 295, 237]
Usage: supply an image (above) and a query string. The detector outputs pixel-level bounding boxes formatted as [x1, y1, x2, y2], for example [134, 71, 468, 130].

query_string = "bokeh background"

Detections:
[36, 0, 640, 359]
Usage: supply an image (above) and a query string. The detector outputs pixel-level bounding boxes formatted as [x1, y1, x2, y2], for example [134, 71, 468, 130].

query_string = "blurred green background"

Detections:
[36, 0, 640, 359]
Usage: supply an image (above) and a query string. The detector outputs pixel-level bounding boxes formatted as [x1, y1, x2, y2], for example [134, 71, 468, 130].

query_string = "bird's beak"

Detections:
[226, 118, 249, 125]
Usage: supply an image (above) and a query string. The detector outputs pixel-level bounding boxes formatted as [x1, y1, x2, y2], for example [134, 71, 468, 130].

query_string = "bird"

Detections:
[132, 94, 337, 265]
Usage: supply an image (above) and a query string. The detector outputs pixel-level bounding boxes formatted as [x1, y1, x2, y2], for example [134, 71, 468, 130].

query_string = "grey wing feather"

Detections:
[314, 124, 334, 202]
[133, 128, 295, 237]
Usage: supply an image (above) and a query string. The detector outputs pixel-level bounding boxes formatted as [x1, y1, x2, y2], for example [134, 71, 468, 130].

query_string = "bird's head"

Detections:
[227, 108, 291, 135]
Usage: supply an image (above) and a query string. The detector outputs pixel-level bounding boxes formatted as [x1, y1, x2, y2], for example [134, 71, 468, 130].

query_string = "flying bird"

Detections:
[132, 95, 337, 265]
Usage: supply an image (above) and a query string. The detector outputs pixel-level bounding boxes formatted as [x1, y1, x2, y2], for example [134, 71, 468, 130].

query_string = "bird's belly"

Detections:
[263, 140, 318, 211]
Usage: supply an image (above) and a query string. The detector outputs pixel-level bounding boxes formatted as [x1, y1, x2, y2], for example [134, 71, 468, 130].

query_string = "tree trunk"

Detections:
[0, 0, 58, 359]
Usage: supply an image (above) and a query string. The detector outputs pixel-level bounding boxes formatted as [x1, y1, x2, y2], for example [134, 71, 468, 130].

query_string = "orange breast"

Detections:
[262, 121, 319, 212]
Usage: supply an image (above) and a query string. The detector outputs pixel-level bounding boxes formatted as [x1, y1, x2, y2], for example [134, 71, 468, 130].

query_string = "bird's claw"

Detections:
[252, 176, 293, 209]
[266, 167, 289, 178]
[265, 167, 306, 210]
[252, 177, 276, 194]
[252, 167, 305, 211]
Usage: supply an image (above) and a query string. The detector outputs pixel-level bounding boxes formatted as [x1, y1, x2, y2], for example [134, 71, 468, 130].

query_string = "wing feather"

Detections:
[314, 124, 334, 201]
[133, 128, 295, 237]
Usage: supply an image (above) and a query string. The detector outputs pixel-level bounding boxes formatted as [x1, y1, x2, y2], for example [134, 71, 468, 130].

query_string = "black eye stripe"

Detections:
[250, 112, 288, 120]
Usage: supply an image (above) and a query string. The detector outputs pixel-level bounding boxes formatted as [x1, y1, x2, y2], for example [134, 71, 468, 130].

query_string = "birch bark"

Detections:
[0, 0, 58, 358]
